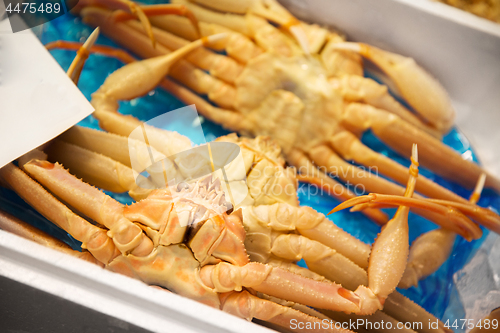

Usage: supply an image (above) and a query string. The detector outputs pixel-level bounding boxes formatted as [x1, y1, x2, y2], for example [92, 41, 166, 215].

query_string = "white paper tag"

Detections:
[0, 17, 94, 169]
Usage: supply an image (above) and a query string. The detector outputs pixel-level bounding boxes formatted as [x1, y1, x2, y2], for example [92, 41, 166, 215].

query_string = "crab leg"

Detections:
[124, 19, 243, 82]
[400, 172, 487, 289]
[339, 102, 500, 193]
[59, 126, 164, 169]
[332, 42, 455, 134]
[243, 203, 371, 269]
[0, 163, 118, 264]
[340, 194, 496, 235]
[44, 139, 153, 200]
[288, 148, 389, 224]
[81, 7, 500, 198]
[76, 0, 158, 46]
[331, 75, 441, 138]
[221, 291, 353, 333]
[0, 209, 102, 266]
[328, 130, 468, 203]
[82, 12, 242, 110]
[173, 0, 310, 53]
[66, 27, 100, 84]
[21, 160, 154, 256]
[270, 233, 368, 291]
[74, 0, 202, 46]
[348, 144, 418, 315]
[398, 228, 456, 289]
[111, 3, 200, 38]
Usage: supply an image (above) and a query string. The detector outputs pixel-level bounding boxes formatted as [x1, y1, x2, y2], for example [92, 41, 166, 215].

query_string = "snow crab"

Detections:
[2, 16, 500, 332]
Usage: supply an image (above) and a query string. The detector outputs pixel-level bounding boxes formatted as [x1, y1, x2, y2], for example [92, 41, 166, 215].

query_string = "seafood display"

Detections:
[1, 1, 500, 332]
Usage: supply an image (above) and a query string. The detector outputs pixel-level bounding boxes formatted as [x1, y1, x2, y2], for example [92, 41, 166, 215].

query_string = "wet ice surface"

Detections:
[450, 232, 500, 332]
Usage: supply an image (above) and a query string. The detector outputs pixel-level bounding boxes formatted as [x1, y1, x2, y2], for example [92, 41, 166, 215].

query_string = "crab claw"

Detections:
[91, 33, 227, 114]
[332, 42, 455, 134]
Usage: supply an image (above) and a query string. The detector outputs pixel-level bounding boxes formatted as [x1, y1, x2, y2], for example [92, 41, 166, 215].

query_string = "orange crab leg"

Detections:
[75, 0, 200, 47]
[352, 195, 499, 235]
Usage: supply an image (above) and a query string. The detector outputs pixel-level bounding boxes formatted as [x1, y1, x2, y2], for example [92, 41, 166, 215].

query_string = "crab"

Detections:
[23, 28, 500, 331]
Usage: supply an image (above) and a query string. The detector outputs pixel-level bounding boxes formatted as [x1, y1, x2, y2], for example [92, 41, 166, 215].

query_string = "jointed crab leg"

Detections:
[0, 209, 102, 266]
[242, 203, 372, 270]
[44, 139, 153, 200]
[172, 0, 310, 53]
[348, 144, 417, 315]
[66, 27, 100, 83]
[201, 262, 361, 313]
[78, 5, 500, 200]
[25, 160, 155, 256]
[110, 3, 200, 39]
[338, 102, 500, 193]
[326, 130, 466, 202]
[288, 147, 389, 225]
[331, 75, 442, 138]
